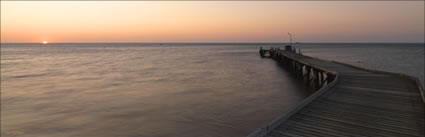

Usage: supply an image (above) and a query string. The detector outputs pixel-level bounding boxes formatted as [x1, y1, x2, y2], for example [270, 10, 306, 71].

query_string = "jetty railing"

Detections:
[327, 59, 425, 103]
[260, 47, 337, 90]
[249, 48, 339, 137]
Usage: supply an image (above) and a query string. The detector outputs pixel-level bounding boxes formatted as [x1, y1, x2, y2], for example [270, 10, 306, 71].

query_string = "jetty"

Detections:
[250, 46, 425, 137]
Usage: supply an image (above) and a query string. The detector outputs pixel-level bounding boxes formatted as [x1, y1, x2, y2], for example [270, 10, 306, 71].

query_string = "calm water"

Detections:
[1, 43, 423, 137]
[1, 43, 309, 137]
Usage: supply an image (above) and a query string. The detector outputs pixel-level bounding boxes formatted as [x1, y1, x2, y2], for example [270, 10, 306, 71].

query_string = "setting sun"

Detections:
[42, 41, 48, 45]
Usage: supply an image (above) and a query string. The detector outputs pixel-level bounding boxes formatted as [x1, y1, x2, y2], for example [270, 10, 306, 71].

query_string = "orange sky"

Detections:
[1, 1, 424, 43]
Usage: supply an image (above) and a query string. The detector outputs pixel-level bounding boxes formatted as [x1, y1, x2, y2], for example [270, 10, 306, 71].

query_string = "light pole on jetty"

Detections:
[284, 32, 294, 51]
[288, 32, 293, 46]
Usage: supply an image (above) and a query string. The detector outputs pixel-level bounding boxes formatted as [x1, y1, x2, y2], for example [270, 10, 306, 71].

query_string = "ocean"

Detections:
[1, 43, 423, 137]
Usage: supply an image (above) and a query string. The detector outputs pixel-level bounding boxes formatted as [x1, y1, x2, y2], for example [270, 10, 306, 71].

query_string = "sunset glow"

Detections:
[1, 1, 424, 43]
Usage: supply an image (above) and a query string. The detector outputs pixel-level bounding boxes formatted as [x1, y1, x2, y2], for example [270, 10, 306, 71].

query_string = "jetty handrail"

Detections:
[279, 51, 337, 75]
[328, 60, 425, 104]
[247, 50, 340, 137]
[247, 74, 340, 137]
[302, 53, 424, 103]
[296, 52, 425, 104]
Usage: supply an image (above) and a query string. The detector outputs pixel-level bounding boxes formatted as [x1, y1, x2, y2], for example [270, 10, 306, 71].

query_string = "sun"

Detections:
[42, 41, 48, 45]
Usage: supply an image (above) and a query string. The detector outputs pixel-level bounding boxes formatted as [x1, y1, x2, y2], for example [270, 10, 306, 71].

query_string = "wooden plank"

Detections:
[297, 113, 422, 136]
[324, 91, 423, 105]
[285, 120, 355, 137]
[307, 102, 425, 122]
[299, 108, 423, 130]
[309, 100, 425, 118]
[292, 114, 423, 137]
[338, 83, 416, 93]
[335, 85, 419, 97]
[318, 97, 424, 114]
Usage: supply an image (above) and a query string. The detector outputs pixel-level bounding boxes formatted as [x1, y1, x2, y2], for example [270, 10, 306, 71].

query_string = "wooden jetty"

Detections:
[250, 46, 425, 137]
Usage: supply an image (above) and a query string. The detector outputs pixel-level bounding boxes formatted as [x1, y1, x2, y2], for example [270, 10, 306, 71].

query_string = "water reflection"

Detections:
[1, 44, 308, 137]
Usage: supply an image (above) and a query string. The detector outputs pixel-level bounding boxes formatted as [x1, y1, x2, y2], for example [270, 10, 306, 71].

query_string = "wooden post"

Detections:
[321, 72, 327, 87]
[318, 72, 322, 87]
[315, 69, 320, 90]
[306, 66, 311, 86]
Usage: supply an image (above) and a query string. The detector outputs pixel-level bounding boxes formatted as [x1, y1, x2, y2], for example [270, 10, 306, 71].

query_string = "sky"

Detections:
[1, 1, 424, 43]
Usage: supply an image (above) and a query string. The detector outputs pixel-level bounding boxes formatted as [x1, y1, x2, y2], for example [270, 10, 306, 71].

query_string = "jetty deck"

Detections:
[250, 48, 424, 137]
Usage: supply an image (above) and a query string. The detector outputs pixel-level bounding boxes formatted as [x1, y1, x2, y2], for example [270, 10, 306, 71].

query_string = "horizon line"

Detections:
[2, 42, 424, 44]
